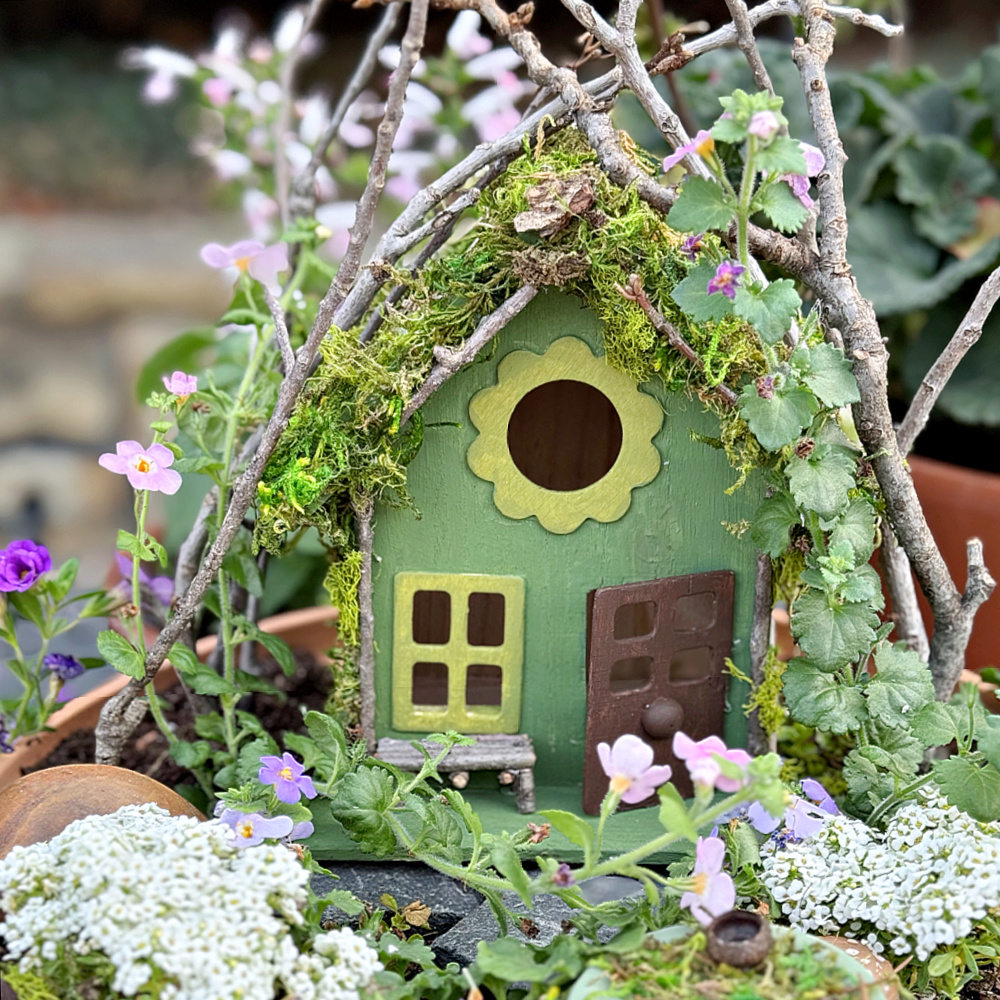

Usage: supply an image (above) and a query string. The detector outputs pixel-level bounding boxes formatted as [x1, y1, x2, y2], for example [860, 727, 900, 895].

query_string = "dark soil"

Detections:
[24, 650, 332, 789]
[964, 966, 1000, 1000]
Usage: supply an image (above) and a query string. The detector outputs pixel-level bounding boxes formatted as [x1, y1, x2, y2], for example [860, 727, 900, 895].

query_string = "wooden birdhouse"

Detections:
[368, 289, 762, 816]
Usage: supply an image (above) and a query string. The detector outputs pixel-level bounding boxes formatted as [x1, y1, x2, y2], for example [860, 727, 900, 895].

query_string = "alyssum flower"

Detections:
[259, 752, 318, 804]
[0, 539, 51, 593]
[98, 440, 182, 495]
[597, 733, 672, 803]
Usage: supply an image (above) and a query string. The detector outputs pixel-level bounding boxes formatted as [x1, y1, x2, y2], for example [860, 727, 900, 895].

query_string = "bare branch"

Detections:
[722, 0, 777, 96]
[263, 287, 296, 373]
[880, 528, 930, 661]
[897, 264, 1000, 455]
[400, 285, 539, 425]
[617, 274, 739, 406]
[354, 497, 377, 752]
[290, 3, 403, 222]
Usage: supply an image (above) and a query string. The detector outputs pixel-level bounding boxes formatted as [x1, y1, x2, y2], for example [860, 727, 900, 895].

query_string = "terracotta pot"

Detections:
[0, 606, 339, 792]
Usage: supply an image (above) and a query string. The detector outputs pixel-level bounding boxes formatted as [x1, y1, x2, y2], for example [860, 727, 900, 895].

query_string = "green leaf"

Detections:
[8, 591, 45, 630]
[540, 809, 596, 854]
[667, 177, 738, 232]
[167, 641, 199, 675]
[829, 499, 877, 563]
[790, 343, 861, 407]
[782, 657, 867, 731]
[976, 715, 1000, 770]
[194, 712, 227, 743]
[751, 490, 801, 558]
[733, 279, 801, 345]
[330, 768, 399, 856]
[49, 559, 79, 603]
[176, 659, 236, 696]
[476, 936, 584, 985]
[401, 792, 465, 863]
[755, 136, 808, 175]
[603, 922, 647, 954]
[729, 821, 762, 872]
[173, 456, 225, 476]
[867, 643, 935, 728]
[318, 887, 366, 917]
[655, 783, 697, 842]
[96, 629, 145, 680]
[305, 711, 347, 762]
[236, 616, 297, 677]
[785, 444, 857, 519]
[711, 116, 748, 144]
[739, 381, 819, 451]
[912, 701, 963, 747]
[169, 739, 212, 769]
[671, 260, 736, 322]
[839, 564, 883, 608]
[791, 590, 880, 671]
[926, 953, 956, 979]
[933, 757, 1000, 823]
[754, 179, 810, 233]
[489, 837, 533, 907]
[222, 530, 264, 598]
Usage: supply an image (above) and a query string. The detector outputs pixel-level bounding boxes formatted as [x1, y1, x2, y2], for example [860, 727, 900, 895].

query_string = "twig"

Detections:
[880, 527, 929, 661]
[263, 287, 296, 373]
[897, 264, 1000, 455]
[748, 551, 775, 755]
[401, 285, 539, 425]
[722, 0, 777, 97]
[617, 273, 739, 406]
[354, 497, 376, 752]
[290, 3, 403, 222]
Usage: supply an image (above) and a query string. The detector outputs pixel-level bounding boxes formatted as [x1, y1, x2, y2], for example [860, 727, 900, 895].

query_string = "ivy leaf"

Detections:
[933, 757, 1000, 823]
[782, 657, 867, 731]
[667, 177, 738, 233]
[790, 343, 861, 408]
[330, 767, 399, 857]
[791, 590, 880, 671]
[754, 136, 808, 176]
[750, 490, 801, 558]
[785, 443, 857, 519]
[754, 180, 810, 233]
[733, 280, 801, 345]
[866, 643, 935, 728]
[912, 701, 964, 747]
[829, 499, 877, 563]
[739, 381, 819, 451]
[96, 629, 145, 680]
[671, 260, 735, 322]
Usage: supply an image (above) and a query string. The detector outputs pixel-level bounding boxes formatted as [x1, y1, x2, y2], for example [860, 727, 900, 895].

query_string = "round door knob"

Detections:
[641, 697, 684, 740]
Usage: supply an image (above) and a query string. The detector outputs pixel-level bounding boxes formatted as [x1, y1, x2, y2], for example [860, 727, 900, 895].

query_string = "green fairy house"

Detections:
[258, 131, 766, 817]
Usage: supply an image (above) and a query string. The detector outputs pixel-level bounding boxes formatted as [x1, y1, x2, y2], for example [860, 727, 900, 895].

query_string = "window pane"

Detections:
[673, 592, 717, 631]
[412, 662, 449, 705]
[466, 664, 503, 706]
[468, 592, 505, 646]
[613, 601, 656, 639]
[669, 647, 712, 682]
[609, 656, 653, 693]
[412, 590, 451, 644]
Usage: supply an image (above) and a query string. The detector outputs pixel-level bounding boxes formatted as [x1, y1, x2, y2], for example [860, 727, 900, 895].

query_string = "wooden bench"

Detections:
[375, 733, 537, 813]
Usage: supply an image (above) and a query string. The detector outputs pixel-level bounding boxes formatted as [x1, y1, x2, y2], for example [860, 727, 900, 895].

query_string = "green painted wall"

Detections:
[373, 290, 763, 789]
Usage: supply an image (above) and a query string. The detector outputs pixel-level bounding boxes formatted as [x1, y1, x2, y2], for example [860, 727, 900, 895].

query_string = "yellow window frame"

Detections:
[392, 572, 525, 733]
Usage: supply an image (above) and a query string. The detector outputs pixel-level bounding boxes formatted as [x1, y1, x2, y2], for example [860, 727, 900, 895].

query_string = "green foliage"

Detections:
[667, 176, 738, 232]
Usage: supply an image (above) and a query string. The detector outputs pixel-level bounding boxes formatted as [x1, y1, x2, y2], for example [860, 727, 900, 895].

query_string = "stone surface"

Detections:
[311, 863, 483, 937]
[0, 764, 205, 860]
[821, 936, 899, 1000]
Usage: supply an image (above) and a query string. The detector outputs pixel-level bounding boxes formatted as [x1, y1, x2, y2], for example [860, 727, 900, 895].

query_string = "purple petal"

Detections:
[702, 871, 736, 917]
[280, 752, 305, 777]
[298, 775, 318, 800]
[786, 799, 827, 840]
[801, 778, 838, 814]
[255, 814, 295, 839]
[747, 801, 782, 834]
[149, 575, 174, 605]
[663, 140, 695, 172]
[800, 142, 825, 177]
[274, 779, 302, 804]
[115, 552, 132, 579]
[289, 821, 315, 842]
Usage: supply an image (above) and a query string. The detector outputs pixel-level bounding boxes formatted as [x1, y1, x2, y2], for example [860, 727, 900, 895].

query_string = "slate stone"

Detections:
[311, 862, 483, 937]
[432, 877, 644, 967]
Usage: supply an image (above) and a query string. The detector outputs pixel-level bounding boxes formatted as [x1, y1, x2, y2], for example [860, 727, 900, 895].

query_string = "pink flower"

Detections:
[446, 10, 493, 60]
[98, 441, 182, 495]
[663, 130, 715, 173]
[672, 732, 751, 792]
[597, 734, 673, 804]
[202, 77, 234, 107]
[162, 371, 197, 398]
[476, 106, 522, 143]
[218, 808, 294, 848]
[748, 110, 780, 141]
[679, 837, 736, 925]
[782, 142, 826, 208]
[258, 752, 317, 804]
[706, 261, 746, 301]
[200, 240, 289, 295]
[800, 142, 825, 176]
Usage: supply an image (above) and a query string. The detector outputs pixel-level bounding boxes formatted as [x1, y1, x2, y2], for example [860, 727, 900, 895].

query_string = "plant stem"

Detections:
[736, 135, 757, 270]
[867, 773, 935, 826]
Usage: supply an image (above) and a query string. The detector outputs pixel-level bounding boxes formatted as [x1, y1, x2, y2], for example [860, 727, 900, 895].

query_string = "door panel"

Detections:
[582, 571, 734, 814]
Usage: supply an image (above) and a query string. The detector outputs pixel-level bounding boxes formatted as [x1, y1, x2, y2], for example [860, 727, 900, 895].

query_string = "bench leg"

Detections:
[515, 768, 536, 813]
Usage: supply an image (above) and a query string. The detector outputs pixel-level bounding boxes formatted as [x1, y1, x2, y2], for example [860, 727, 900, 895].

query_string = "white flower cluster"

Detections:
[0, 804, 381, 1000]
[760, 796, 1000, 961]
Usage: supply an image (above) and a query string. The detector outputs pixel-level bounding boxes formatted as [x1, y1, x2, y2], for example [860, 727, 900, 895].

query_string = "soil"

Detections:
[23, 650, 332, 790]
[964, 966, 1000, 1000]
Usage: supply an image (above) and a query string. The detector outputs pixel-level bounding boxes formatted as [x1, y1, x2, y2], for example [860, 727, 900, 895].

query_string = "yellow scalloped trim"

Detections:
[468, 337, 663, 534]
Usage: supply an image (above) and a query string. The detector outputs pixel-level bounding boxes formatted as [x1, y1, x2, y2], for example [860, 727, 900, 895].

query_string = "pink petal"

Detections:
[696, 836, 726, 874]
[663, 142, 693, 172]
[98, 453, 129, 475]
[146, 442, 176, 467]
[597, 741, 613, 778]
[247, 241, 289, 294]
[147, 468, 183, 495]
[621, 781, 654, 804]
[672, 731, 696, 760]
[115, 440, 145, 459]
[200, 242, 236, 268]
[611, 734, 653, 779]
[125, 466, 150, 491]
[645, 764, 673, 786]
[703, 872, 736, 917]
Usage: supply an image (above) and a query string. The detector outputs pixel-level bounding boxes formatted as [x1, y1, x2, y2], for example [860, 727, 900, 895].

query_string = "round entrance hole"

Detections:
[506, 380, 623, 492]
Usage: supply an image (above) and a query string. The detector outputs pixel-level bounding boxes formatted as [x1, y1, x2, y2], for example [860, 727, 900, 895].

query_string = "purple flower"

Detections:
[43, 653, 86, 681]
[748, 110, 780, 141]
[680, 233, 705, 261]
[706, 261, 746, 301]
[801, 778, 838, 815]
[288, 821, 315, 842]
[663, 130, 716, 173]
[747, 781, 837, 842]
[756, 375, 775, 400]
[551, 863, 576, 887]
[0, 717, 13, 754]
[258, 752, 317, 804]
[0, 539, 52, 593]
[679, 837, 736, 926]
[672, 732, 751, 793]
[200, 240, 289, 295]
[218, 808, 294, 848]
[98, 441, 182, 495]
[115, 552, 173, 606]
[596, 733, 673, 804]
[162, 371, 198, 398]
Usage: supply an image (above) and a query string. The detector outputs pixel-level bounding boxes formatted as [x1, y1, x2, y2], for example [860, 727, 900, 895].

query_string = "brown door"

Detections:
[582, 571, 734, 814]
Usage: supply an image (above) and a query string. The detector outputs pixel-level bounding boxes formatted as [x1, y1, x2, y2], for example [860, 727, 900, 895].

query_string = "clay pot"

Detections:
[0, 764, 205, 860]
[0, 607, 339, 792]
[821, 936, 898, 1000]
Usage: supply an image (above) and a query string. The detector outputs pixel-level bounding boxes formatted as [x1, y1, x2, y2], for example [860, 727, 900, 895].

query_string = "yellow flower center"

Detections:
[695, 135, 716, 158]
[610, 774, 632, 796]
[235, 256, 252, 271]
[133, 457, 152, 474]
[691, 872, 708, 895]
[279, 767, 294, 781]
[236, 820, 255, 839]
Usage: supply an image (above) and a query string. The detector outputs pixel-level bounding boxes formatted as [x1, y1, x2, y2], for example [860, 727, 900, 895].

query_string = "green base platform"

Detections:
[307, 783, 693, 864]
